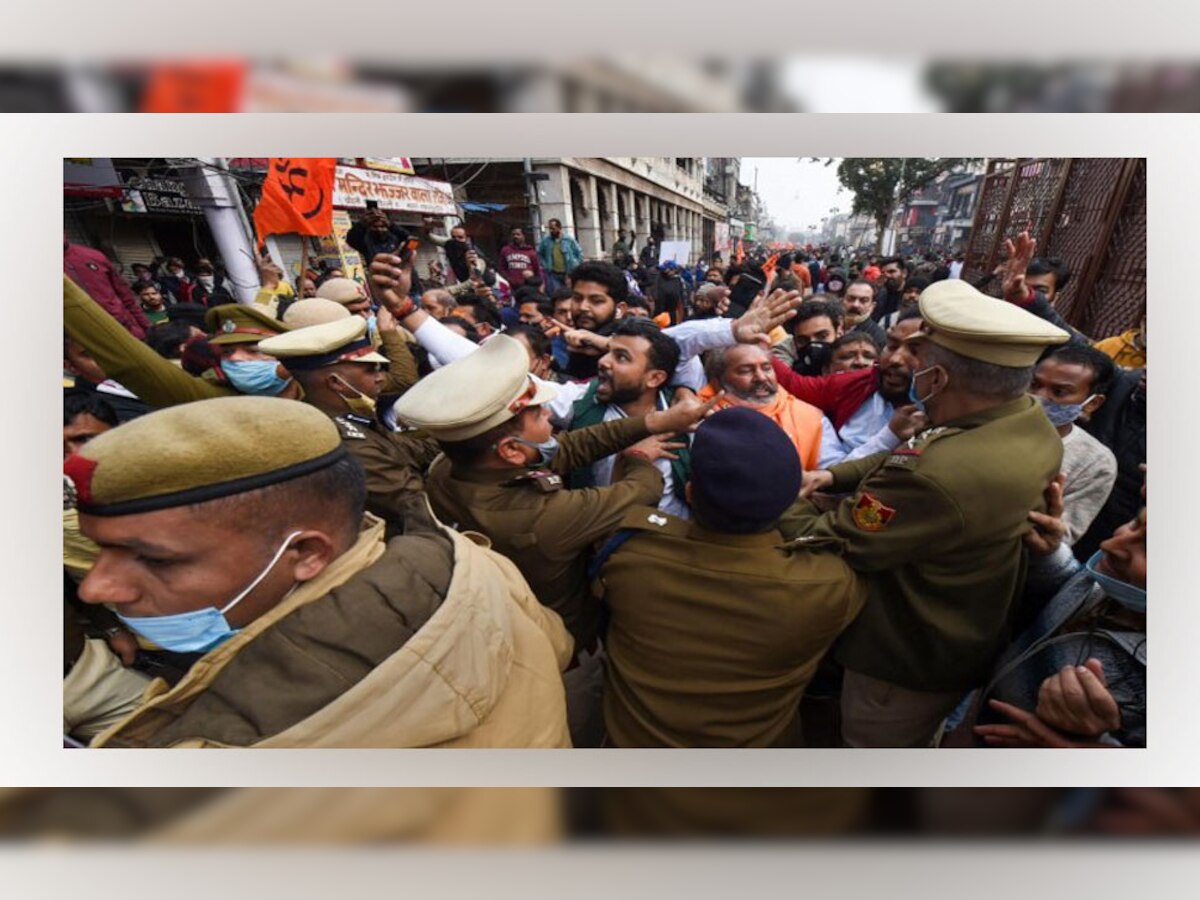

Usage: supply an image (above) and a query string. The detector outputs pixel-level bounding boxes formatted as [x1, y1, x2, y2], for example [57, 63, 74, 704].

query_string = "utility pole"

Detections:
[180, 158, 262, 304]
[523, 157, 548, 236]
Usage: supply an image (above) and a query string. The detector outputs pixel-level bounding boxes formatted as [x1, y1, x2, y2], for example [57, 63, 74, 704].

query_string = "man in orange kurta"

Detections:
[699, 343, 825, 471]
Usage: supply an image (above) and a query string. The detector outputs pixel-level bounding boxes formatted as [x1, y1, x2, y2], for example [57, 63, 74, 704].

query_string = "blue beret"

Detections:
[689, 407, 802, 528]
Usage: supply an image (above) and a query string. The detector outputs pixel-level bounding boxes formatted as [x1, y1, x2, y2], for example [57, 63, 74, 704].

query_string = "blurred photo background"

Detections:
[6, 58, 1200, 113]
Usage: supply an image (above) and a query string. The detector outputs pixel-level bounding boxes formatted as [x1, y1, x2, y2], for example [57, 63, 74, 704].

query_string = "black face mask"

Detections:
[793, 341, 833, 376]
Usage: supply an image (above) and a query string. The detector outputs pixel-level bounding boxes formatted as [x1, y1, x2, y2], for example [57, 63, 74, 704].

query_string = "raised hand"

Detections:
[887, 404, 928, 441]
[622, 433, 688, 463]
[732, 288, 803, 346]
[645, 391, 724, 435]
[1002, 230, 1037, 304]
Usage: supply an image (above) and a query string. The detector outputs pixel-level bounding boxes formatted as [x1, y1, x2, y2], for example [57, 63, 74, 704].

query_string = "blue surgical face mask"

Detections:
[907, 365, 941, 413]
[1084, 550, 1146, 613]
[116, 531, 303, 653]
[510, 435, 560, 467]
[1037, 394, 1095, 428]
[366, 314, 378, 335]
[223, 359, 291, 396]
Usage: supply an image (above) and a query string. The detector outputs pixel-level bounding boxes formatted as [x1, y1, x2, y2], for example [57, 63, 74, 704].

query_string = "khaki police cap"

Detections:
[315, 277, 370, 305]
[281, 297, 353, 329]
[258, 316, 389, 371]
[205, 303, 291, 346]
[916, 279, 1069, 367]
[63, 396, 346, 517]
[393, 334, 558, 441]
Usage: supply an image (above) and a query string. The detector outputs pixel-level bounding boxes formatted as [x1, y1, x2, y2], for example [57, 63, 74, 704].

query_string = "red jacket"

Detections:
[771, 359, 879, 432]
[64, 243, 151, 339]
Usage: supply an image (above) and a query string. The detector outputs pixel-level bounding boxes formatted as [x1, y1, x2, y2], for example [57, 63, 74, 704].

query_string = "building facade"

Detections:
[412, 157, 738, 266]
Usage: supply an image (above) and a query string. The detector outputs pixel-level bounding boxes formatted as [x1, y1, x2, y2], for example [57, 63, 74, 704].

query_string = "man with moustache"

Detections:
[872, 257, 908, 324]
[841, 280, 887, 348]
[698, 343, 827, 472]
[773, 311, 930, 466]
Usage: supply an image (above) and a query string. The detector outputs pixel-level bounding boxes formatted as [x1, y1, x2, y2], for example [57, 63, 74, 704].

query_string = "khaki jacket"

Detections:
[425, 416, 664, 654]
[92, 503, 573, 748]
[598, 510, 866, 747]
[779, 395, 1064, 692]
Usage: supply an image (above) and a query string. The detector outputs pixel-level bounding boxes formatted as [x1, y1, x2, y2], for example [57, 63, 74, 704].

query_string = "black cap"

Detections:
[689, 407, 802, 533]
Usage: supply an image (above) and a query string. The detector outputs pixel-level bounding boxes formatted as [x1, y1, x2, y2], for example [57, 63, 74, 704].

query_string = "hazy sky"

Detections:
[739, 157, 848, 234]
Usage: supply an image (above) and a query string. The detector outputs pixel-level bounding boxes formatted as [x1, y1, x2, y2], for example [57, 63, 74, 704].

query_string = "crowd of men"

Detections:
[62, 212, 1147, 749]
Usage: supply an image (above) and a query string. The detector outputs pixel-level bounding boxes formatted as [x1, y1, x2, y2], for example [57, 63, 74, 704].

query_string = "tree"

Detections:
[809, 158, 974, 253]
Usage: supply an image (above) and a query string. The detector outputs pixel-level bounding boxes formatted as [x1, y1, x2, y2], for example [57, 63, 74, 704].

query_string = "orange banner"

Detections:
[253, 158, 337, 245]
[140, 62, 247, 113]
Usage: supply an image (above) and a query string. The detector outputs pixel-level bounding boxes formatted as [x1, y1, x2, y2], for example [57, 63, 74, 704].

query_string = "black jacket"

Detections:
[1074, 368, 1145, 561]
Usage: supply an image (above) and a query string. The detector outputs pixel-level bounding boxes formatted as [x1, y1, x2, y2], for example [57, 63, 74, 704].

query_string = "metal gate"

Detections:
[962, 158, 1146, 338]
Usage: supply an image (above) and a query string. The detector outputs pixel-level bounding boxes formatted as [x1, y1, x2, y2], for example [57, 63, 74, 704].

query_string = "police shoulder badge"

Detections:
[852, 492, 896, 531]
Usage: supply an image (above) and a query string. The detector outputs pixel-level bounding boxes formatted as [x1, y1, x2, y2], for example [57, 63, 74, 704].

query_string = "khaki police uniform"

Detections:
[66, 396, 573, 750]
[258, 317, 440, 532]
[597, 509, 866, 747]
[777, 278, 1070, 747]
[425, 416, 662, 654]
[65, 277, 298, 408]
[394, 335, 664, 747]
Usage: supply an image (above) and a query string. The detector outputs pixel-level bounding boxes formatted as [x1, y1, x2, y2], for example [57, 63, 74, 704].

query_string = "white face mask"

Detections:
[197, 275, 215, 289]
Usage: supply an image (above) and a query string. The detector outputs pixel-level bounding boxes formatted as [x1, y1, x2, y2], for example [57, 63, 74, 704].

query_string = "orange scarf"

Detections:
[698, 381, 824, 471]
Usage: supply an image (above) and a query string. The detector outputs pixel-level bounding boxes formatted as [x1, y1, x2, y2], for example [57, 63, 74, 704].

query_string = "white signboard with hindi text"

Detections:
[333, 166, 457, 215]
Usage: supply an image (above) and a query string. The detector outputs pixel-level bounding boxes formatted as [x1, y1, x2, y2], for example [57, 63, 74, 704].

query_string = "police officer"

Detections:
[65, 396, 572, 749]
[594, 407, 867, 748]
[64, 276, 296, 407]
[258, 316, 441, 535]
[782, 278, 1071, 748]
[393, 333, 716, 746]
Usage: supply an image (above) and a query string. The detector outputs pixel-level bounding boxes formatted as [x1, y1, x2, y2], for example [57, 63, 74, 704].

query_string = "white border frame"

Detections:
[5, 113, 1191, 786]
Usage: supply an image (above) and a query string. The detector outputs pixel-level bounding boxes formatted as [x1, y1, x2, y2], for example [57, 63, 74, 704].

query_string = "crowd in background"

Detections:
[62, 207, 1146, 752]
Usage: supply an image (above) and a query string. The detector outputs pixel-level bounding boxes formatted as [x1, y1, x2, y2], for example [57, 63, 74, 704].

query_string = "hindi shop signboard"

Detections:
[333, 166, 456, 215]
[120, 177, 203, 215]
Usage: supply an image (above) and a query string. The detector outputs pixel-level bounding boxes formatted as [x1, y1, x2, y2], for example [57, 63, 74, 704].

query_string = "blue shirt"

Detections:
[817, 391, 901, 467]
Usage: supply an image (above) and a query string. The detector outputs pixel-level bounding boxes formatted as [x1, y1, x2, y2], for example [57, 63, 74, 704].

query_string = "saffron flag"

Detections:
[253, 158, 337, 246]
[140, 62, 247, 113]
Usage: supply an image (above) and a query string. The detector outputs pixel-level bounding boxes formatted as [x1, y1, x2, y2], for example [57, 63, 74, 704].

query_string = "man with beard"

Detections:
[698, 343, 827, 471]
[565, 261, 632, 380]
[773, 311, 929, 467]
[842, 280, 887, 348]
[872, 257, 907, 324]
[549, 317, 691, 519]
[498, 226, 543, 287]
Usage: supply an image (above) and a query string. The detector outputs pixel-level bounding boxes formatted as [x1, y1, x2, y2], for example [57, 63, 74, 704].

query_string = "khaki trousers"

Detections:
[840, 669, 964, 748]
[63, 638, 152, 743]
